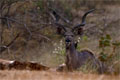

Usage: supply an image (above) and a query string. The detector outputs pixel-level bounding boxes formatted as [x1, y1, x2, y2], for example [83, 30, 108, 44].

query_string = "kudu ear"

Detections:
[73, 27, 83, 35]
[77, 27, 83, 35]
[56, 27, 64, 35]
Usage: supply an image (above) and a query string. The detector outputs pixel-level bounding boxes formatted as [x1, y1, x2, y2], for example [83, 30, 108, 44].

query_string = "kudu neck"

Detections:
[66, 41, 76, 53]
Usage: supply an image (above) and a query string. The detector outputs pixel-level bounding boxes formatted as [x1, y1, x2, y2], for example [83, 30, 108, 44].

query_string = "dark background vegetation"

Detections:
[0, 0, 120, 74]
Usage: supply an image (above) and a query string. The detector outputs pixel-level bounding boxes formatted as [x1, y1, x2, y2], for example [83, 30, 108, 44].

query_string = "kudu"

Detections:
[50, 9, 103, 73]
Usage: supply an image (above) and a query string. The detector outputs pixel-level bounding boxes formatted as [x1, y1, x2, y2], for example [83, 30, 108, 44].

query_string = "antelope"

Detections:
[50, 9, 104, 73]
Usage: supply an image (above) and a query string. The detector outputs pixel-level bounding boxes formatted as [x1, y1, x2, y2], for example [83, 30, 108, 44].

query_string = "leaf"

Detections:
[99, 39, 111, 48]
[104, 40, 110, 47]
[99, 40, 105, 48]
[100, 37, 105, 41]
[99, 52, 108, 62]
[112, 42, 120, 46]
[106, 34, 111, 40]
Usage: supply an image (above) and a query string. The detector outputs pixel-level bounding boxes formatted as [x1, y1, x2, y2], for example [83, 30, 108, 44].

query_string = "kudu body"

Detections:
[50, 9, 103, 73]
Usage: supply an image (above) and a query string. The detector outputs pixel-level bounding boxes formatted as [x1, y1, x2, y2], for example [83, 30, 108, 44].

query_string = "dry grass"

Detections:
[0, 70, 119, 80]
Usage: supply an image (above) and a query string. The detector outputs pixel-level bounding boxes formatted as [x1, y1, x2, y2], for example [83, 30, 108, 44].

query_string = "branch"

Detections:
[49, 9, 67, 32]
[0, 33, 20, 53]
[0, 17, 32, 39]
[49, 8, 70, 23]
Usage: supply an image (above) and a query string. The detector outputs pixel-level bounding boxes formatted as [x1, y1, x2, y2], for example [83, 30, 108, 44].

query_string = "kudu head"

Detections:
[50, 9, 94, 48]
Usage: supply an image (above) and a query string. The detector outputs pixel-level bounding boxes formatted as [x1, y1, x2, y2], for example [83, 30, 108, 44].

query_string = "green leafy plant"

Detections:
[99, 34, 111, 48]
[99, 34, 111, 61]
[99, 34, 120, 62]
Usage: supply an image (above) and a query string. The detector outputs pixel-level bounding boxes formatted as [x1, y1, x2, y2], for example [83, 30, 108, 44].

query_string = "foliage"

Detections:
[99, 34, 112, 61]
[98, 34, 120, 74]
[99, 34, 111, 48]
[98, 34, 120, 62]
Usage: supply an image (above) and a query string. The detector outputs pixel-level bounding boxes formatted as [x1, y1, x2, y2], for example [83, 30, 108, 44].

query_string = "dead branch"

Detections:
[49, 8, 70, 24]
[0, 33, 20, 53]
[0, 59, 49, 70]
[0, 17, 32, 39]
